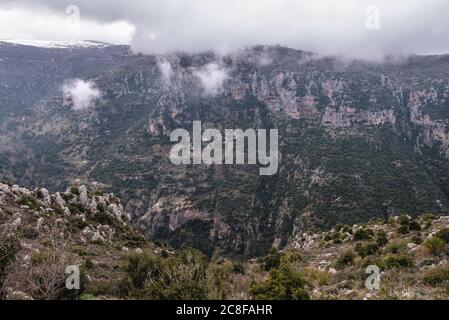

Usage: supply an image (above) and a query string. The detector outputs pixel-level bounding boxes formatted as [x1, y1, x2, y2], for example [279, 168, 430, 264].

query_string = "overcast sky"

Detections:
[1, 0, 449, 59]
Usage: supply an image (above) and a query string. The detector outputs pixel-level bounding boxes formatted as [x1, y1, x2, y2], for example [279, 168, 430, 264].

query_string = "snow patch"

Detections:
[0, 39, 111, 49]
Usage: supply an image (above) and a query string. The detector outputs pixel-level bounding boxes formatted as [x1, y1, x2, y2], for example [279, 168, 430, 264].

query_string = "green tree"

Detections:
[250, 265, 309, 300]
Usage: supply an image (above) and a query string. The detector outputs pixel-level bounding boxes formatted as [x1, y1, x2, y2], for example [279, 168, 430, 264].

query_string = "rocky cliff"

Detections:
[1, 43, 449, 256]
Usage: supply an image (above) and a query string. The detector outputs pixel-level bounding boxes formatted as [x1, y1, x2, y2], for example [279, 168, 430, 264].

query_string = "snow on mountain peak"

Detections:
[0, 39, 112, 49]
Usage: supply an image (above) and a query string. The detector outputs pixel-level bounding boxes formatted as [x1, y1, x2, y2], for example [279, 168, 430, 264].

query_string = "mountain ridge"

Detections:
[1, 43, 449, 256]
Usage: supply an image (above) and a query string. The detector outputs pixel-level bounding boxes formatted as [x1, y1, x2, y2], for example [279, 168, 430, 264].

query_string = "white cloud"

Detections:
[63, 79, 101, 111]
[0, 7, 134, 45]
[157, 59, 174, 84]
[193, 64, 229, 96]
[2, 1, 449, 59]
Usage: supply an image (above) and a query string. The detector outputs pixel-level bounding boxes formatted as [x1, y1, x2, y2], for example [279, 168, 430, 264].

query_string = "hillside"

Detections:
[1, 43, 449, 257]
[2, 182, 449, 300]
[0, 182, 153, 299]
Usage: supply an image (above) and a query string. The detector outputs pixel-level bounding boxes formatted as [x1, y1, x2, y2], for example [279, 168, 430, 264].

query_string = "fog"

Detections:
[1, 0, 449, 59]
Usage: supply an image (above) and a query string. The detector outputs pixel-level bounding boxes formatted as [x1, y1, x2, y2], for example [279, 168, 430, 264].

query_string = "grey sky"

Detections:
[1, 0, 449, 59]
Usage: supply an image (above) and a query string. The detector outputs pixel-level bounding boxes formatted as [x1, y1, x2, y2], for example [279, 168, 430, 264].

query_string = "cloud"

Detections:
[193, 63, 229, 96]
[157, 59, 174, 84]
[63, 79, 101, 111]
[0, 6, 133, 44]
[2, 1, 449, 59]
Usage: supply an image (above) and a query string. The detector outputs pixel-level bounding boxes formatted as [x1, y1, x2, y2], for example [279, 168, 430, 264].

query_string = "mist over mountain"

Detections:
[1, 41, 449, 257]
[3, 0, 449, 59]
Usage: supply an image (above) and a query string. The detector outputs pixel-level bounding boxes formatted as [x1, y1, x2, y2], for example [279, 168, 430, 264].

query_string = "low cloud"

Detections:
[63, 79, 101, 111]
[0, 6, 133, 45]
[157, 59, 174, 84]
[193, 64, 229, 96]
[2, 1, 449, 59]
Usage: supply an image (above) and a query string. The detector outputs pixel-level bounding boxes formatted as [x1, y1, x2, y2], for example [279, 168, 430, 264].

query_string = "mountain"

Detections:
[1, 42, 449, 257]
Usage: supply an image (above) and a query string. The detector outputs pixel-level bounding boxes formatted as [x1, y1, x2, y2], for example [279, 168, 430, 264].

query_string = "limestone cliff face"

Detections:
[408, 89, 449, 158]
[1, 43, 449, 256]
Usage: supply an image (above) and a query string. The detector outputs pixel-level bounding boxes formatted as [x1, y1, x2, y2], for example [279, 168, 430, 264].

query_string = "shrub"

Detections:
[301, 267, 330, 287]
[376, 230, 389, 247]
[420, 213, 438, 223]
[4, 249, 79, 300]
[423, 266, 449, 286]
[260, 248, 281, 271]
[353, 228, 374, 241]
[411, 235, 423, 245]
[0, 234, 21, 297]
[424, 237, 446, 256]
[70, 186, 80, 195]
[408, 221, 421, 231]
[249, 265, 309, 300]
[205, 261, 234, 299]
[398, 214, 411, 226]
[31, 251, 52, 265]
[84, 258, 94, 270]
[20, 226, 39, 240]
[0, 236, 21, 270]
[16, 195, 40, 211]
[79, 293, 96, 300]
[122, 249, 210, 300]
[92, 211, 115, 226]
[335, 250, 356, 269]
[436, 229, 449, 243]
[397, 225, 409, 235]
[232, 262, 246, 275]
[280, 250, 303, 265]
[381, 254, 414, 269]
[355, 242, 379, 258]
[386, 240, 407, 254]
[83, 278, 120, 297]
[66, 217, 89, 232]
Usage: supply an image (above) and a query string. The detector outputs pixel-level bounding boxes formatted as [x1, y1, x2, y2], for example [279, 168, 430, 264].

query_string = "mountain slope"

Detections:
[3, 182, 449, 300]
[1, 43, 449, 256]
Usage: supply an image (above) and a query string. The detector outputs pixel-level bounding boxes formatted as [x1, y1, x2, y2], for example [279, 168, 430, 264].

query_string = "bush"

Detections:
[0, 236, 20, 271]
[420, 214, 438, 229]
[335, 250, 356, 269]
[280, 250, 303, 265]
[20, 226, 39, 240]
[16, 195, 40, 211]
[353, 228, 374, 241]
[436, 229, 449, 243]
[232, 262, 246, 275]
[424, 237, 446, 256]
[386, 240, 407, 254]
[4, 249, 79, 300]
[397, 225, 409, 235]
[408, 221, 421, 231]
[260, 248, 281, 271]
[381, 254, 414, 269]
[411, 235, 423, 245]
[84, 258, 94, 270]
[301, 267, 330, 287]
[398, 215, 411, 226]
[92, 211, 115, 226]
[83, 278, 120, 297]
[423, 266, 449, 286]
[122, 249, 210, 300]
[70, 186, 80, 195]
[355, 242, 379, 258]
[0, 234, 21, 297]
[376, 230, 389, 247]
[249, 265, 309, 300]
